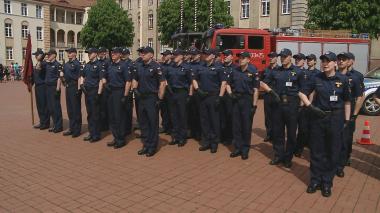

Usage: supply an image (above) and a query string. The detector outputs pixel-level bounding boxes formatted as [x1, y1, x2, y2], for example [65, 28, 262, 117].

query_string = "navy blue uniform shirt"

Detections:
[194, 61, 226, 93]
[308, 72, 351, 111]
[349, 69, 365, 95]
[104, 60, 132, 88]
[340, 70, 363, 102]
[229, 65, 260, 95]
[44, 60, 62, 86]
[33, 61, 46, 86]
[81, 60, 103, 88]
[263, 64, 304, 96]
[262, 65, 278, 86]
[134, 60, 165, 93]
[63, 59, 81, 82]
[166, 62, 192, 89]
[302, 68, 321, 96]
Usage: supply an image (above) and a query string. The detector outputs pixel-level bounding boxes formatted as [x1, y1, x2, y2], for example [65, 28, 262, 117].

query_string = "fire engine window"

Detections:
[216, 35, 245, 50]
[248, 36, 264, 49]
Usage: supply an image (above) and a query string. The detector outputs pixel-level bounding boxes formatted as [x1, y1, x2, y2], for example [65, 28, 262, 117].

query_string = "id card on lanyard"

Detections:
[330, 90, 338, 102]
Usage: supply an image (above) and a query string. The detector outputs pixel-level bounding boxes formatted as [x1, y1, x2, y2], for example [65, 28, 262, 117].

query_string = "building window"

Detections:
[226, 0, 231, 15]
[37, 27, 43, 40]
[36, 5, 42, 18]
[118, 0, 122, 7]
[128, 0, 131, 9]
[76, 13, 83, 25]
[58, 50, 64, 61]
[148, 38, 153, 47]
[138, 0, 141, 8]
[78, 51, 83, 62]
[148, 13, 153, 29]
[261, 0, 270, 16]
[5, 23, 12, 37]
[4, 0, 11, 14]
[22, 25, 29, 39]
[148, 0, 153, 6]
[241, 0, 249, 19]
[282, 0, 291, 14]
[6, 47, 13, 60]
[21, 3, 28, 16]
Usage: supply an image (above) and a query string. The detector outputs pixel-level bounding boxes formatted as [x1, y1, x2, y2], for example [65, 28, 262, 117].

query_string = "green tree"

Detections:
[305, 0, 380, 38]
[80, 0, 134, 50]
[158, 0, 233, 45]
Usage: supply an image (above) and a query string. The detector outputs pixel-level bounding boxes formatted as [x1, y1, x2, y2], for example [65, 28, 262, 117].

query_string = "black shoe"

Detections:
[113, 143, 126, 149]
[39, 126, 49, 130]
[53, 129, 63, 133]
[107, 140, 115, 147]
[346, 158, 352, 166]
[210, 147, 217, 154]
[90, 138, 101, 143]
[168, 140, 178, 145]
[321, 185, 332, 197]
[230, 150, 241, 158]
[264, 136, 271, 142]
[336, 170, 345, 178]
[138, 147, 148, 155]
[269, 158, 282, 165]
[72, 133, 80, 138]
[283, 161, 292, 168]
[178, 140, 186, 147]
[199, 146, 210, 151]
[306, 184, 321, 194]
[63, 131, 72, 136]
[241, 153, 249, 160]
[33, 124, 41, 129]
[146, 150, 156, 157]
[294, 151, 302, 158]
[48, 128, 55, 132]
[84, 135, 92, 141]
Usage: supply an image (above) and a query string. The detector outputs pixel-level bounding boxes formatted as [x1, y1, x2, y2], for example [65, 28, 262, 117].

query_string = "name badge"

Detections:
[330, 95, 338, 102]
[286, 82, 292, 87]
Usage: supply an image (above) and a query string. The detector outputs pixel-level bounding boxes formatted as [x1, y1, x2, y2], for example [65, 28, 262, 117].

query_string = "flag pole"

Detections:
[30, 87, 35, 126]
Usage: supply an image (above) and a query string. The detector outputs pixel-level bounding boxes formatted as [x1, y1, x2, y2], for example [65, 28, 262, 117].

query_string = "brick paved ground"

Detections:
[0, 82, 379, 213]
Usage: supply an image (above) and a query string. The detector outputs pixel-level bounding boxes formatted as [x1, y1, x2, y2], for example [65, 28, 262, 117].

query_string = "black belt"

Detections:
[110, 86, 124, 90]
[172, 88, 188, 93]
[280, 95, 299, 103]
[235, 92, 252, 97]
[140, 92, 158, 98]
[323, 109, 344, 114]
[206, 91, 219, 96]
[66, 81, 78, 87]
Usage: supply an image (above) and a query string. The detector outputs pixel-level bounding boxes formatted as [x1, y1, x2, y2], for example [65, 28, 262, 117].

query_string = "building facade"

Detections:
[0, 0, 92, 66]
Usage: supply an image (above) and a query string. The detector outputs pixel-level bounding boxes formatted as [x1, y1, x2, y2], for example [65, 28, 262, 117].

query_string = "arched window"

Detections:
[148, 10, 153, 29]
[4, 18, 13, 37]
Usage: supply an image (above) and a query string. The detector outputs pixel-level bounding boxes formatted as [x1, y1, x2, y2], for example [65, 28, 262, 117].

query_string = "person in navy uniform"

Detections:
[159, 50, 173, 135]
[101, 47, 133, 149]
[131, 47, 145, 133]
[61, 48, 82, 137]
[336, 52, 364, 177]
[44, 49, 63, 133]
[132, 46, 166, 157]
[165, 49, 193, 147]
[344, 52, 365, 166]
[220, 49, 236, 145]
[80, 48, 103, 142]
[187, 48, 203, 140]
[192, 48, 227, 153]
[302, 52, 351, 197]
[262, 52, 278, 142]
[226, 52, 260, 160]
[121, 48, 134, 136]
[32, 49, 49, 130]
[97, 47, 110, 132]
[261, 48, 311, 168]
[294, 53, 322, 157]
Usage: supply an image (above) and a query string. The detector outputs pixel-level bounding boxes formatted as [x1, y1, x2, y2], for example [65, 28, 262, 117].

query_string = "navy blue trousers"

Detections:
[35, 84, 49, 127]
[85, 87, 101, 139]
[232, 95, 254, 154]
[309, 110, 344, 187]
[46, 85, 63, 130]
[65, 83, 82, 135]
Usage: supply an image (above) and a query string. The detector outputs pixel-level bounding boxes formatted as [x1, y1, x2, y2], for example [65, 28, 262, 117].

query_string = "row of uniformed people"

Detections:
[32, 46, 361, 197]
